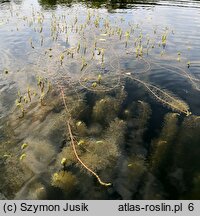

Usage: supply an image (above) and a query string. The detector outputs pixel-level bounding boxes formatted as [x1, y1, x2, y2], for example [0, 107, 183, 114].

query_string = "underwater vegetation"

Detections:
[124, 75, 191, 116]
[0, 153, 34, 199]
[171, 115, 200, 199]
[56, 87, 127, 187]
[150, 113, 179, 174]
[51, 171, 78, 192]
[92, 89, 126, 124]
[0, 1, 200, 200]
[115, 155, 148, 199]
[127, 101, 151, 156]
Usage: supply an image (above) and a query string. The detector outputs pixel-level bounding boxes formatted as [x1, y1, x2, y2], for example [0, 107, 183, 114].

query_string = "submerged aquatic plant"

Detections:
[21, 143, 28, 150]
[187, 61, 191, 68]
[115, 155, 147, 199]
[92, 90, 126, 124]
[20, 153, 26, 160]
[76, 121, 87, 136]
[177, 52, 181, 62]
[60, 90, 112, 187]
[6, 6, 200, 199]
[150, 113, 179, 173]
[161, 33, 167, 47]
[0, 152, 33, 199]
[81, 57, 87, 71]
[97, 74, 102, 84]
[29, 38, 34, 49]
[124, 75, 191, 116]
[104, 118, 126, 147]
[51, 171, 78, 191]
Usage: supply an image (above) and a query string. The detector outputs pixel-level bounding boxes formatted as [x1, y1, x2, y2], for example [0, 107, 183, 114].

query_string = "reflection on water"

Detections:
[38, 0, 158, 10]
[2, 0, 200, 9]
[38, 0, 200, 9]
[0, 0, 200, 200]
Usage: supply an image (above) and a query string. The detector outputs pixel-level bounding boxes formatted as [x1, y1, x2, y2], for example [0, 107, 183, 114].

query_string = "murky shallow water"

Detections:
[0, 0, 200, 200]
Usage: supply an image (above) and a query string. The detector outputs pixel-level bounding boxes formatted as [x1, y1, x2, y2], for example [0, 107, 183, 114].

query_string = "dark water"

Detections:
[0, 0, 200, 200]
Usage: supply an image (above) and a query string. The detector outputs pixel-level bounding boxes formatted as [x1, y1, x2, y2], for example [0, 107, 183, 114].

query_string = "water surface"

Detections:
[0, 0, 200, 200]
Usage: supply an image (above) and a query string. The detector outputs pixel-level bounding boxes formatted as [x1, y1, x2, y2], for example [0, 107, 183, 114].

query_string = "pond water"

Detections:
[0, 0, 200, 200]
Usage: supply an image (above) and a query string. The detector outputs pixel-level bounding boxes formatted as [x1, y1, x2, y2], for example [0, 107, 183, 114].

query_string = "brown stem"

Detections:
[60, 89, 111, 187]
